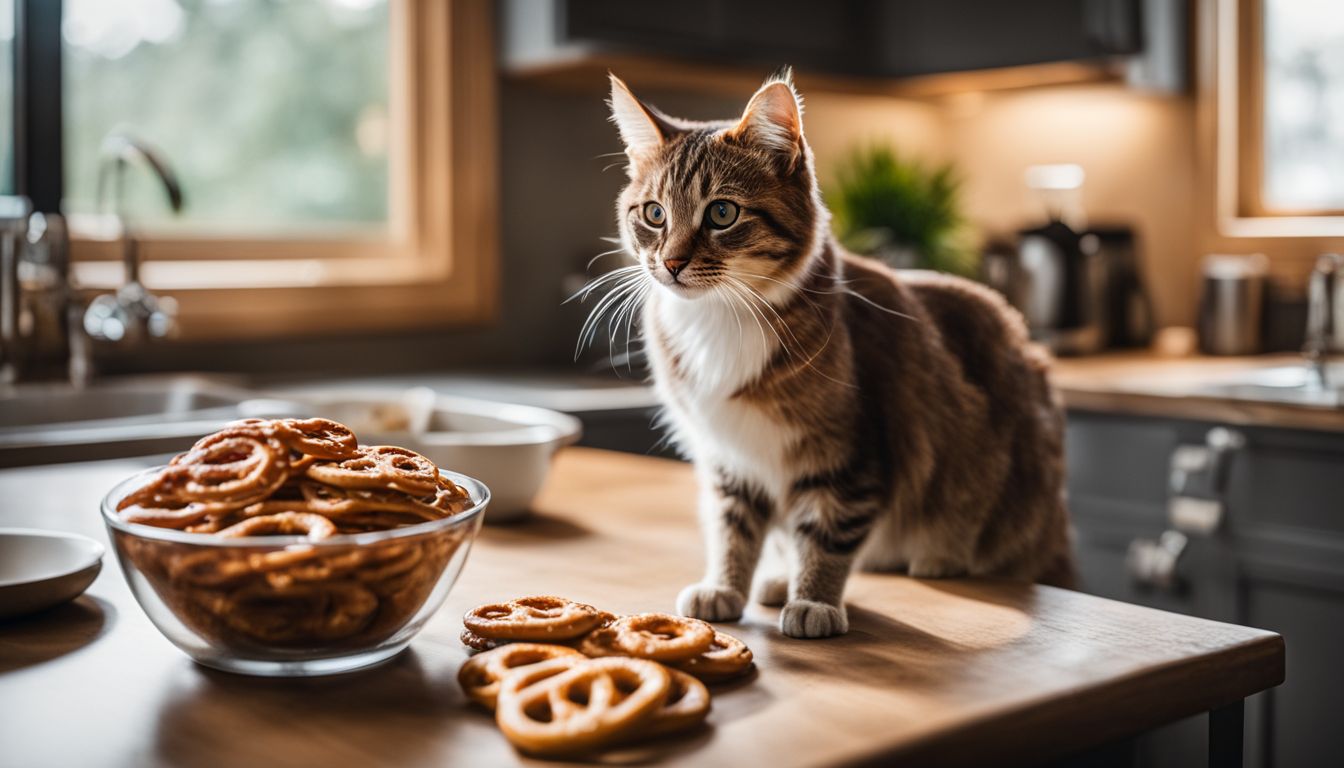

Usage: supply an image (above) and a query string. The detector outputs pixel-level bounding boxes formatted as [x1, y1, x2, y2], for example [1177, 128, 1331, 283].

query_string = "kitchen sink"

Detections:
[0, 375, 256, 467]
[1188, 363, 1344, 408]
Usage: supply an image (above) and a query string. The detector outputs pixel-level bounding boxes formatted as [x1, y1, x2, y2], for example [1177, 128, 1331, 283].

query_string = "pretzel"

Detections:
[495, 657, 670, 757]
[464, 596, 603, 641]
[274, 417, 359, 460]
[461, 628, 508, 653]
[672, 630, 755, 682]
[457, 643, 584, 710]
[577, 626, 626, 658]
[216, 511, 337, 540]
[216, 580, 379, 644]
[641, 668, 711, 737]
[120, 498, 243, 529]
[611, 613, 715, 662]
[306, 445, 440, 496]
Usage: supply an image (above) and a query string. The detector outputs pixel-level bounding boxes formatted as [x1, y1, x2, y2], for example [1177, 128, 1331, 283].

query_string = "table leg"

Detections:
[1209, 699, 1245, 768]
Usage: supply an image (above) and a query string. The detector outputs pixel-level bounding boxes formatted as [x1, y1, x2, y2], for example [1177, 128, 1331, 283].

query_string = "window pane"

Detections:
[0, 0, 12, 195]
[1262, 0, 1344, 211]
[63, 0, 390, 233]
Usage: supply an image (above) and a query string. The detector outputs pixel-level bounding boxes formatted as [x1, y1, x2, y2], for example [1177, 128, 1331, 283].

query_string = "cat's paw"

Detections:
[754, 575, 789, 607]
[676, 583, 746, 622]
[779, 600, 848, 638]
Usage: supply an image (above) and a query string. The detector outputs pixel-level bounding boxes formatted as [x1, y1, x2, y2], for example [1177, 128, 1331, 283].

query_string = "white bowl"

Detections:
[242, 390, 581, 523]
[0, 529, 104, 619]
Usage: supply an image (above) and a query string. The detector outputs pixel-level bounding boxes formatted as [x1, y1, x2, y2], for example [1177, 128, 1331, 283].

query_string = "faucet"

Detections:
[80, 133, 185, 355]
[0, 133, 185, 386]
[0, 197, 35, 384]
[1304, 253, 1343, 390]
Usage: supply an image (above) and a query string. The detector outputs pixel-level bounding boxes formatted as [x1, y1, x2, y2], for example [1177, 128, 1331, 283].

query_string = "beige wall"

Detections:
[802, 84, 1201, 328]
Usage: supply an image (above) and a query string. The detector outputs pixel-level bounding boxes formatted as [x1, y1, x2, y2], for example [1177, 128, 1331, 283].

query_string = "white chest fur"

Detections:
[647, 292, 798, 496]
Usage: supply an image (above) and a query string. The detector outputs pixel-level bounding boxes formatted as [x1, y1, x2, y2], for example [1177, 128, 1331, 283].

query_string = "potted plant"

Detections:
[827, 145, 977, 277]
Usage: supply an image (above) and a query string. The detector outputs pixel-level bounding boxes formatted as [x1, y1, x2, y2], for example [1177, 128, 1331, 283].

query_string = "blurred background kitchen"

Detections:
[0, 1, 1341, 765]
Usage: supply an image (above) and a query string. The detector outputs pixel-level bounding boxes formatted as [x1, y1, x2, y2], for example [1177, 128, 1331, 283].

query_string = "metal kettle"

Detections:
[1014, 219, 1106, 355]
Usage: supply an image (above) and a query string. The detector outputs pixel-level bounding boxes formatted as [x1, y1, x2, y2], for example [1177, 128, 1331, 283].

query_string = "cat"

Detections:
[603, 68, 1074, 638]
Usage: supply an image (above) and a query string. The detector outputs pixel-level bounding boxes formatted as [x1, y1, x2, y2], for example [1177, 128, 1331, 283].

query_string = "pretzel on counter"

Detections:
[610, 613, 716, 662]
[464, 596, 604, 642]
[458, 643, 584, 710]
[495, 656, 671, 757]
[672, 631, 755, 682]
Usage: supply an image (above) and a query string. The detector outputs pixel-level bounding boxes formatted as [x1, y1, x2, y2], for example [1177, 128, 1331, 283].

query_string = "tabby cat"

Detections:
[603, 69, 1073, 638]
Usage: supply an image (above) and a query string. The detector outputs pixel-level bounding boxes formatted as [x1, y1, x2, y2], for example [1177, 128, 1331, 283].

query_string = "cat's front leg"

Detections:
[676, 472, 772, 623]
[780, 480, 881, 638]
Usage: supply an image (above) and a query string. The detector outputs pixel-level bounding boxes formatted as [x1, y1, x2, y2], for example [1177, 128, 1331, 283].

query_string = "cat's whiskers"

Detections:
[723, 276, 805, 350]
[586, 247, 631, 271]
[565, 264, 644, 305]
[722, 275, 857, 391]
[712, 285, 747, 359]
[721, 279, 790, 357]
[717, 282, 769, 358]
[575, 272, 645, 359]
[622, 281, 652, 372]
[608, 279, 650, 370]
[733, 267, 920, 323]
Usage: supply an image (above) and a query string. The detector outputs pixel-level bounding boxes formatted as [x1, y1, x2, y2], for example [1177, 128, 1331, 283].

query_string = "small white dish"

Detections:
[242, 389, 583, 523]
[0, 529, 104, 619]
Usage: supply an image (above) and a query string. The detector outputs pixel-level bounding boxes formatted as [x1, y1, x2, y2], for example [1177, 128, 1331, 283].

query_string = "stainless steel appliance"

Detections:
[1197, 254, 1267, 356]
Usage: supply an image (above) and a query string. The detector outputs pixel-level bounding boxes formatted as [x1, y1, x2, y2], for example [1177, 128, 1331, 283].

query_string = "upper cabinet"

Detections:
[503, 0, 1185, 94]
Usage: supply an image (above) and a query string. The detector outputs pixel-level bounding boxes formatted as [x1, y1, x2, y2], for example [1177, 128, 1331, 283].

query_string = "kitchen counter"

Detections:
[1051, 352, 1344, 432]
[0, 448, 1284, 767]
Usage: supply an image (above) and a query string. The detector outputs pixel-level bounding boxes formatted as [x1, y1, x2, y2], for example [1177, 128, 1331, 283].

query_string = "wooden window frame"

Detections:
[1237, 0, 1344, 218]
[68, 0, 499, 340]
[1198, 0, 1344, 243]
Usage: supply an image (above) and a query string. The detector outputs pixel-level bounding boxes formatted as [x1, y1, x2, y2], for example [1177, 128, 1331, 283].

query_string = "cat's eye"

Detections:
[705, 200, 739, 229]
[642, 202, 666, 227]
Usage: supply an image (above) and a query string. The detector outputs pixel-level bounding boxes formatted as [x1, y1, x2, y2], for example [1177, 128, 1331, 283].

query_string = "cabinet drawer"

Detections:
[1065, 412, 1181, 508]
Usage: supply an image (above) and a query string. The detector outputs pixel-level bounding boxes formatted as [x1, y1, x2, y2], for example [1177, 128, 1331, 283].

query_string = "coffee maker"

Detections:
[982, 165, 1152, 354]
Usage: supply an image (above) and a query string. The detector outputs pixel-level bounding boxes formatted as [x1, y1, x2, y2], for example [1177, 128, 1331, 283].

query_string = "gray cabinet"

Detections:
[504, 0, 1155, 80]
[1067, 411, 1344, 768]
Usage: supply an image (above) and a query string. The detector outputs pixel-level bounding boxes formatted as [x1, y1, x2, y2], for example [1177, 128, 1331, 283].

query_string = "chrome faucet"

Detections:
[81, 133, 185, 351]
[0, 133, 185, 386]
[0, 197, 35, 384]
[1304, 253, 1344, 390]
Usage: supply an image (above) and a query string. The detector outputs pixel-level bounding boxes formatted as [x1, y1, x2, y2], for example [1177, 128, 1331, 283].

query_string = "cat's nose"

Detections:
[663, 257, 690, 277]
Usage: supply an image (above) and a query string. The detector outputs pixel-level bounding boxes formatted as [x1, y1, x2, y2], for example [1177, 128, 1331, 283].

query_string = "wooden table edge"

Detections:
[840, 630, 1285, 768]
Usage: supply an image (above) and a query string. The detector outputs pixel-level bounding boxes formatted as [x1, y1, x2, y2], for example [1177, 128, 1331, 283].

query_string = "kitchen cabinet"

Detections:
[1067, 410, 1344, 768]
[556, 0, 1140, 77]
[502, 0, 1185, 91]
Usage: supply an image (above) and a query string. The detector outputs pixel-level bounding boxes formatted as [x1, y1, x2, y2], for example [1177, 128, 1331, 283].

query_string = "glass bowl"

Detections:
[102, 467, 488, 677]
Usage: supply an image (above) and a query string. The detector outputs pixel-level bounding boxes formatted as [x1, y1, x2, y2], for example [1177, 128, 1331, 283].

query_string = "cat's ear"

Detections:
[608, 74, 676, 167]
[726, 68, 805, 171]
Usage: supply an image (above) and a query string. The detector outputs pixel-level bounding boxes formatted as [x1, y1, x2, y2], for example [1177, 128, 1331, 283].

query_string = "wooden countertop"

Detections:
[0, 449, 1284, 767]
[1051, 352, 1344, 432]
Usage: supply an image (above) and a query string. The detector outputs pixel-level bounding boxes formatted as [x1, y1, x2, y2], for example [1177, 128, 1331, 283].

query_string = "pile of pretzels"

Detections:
[113, 417, 476, 649]
[457, 596, 754, 757]
[117, 417, 472, 534]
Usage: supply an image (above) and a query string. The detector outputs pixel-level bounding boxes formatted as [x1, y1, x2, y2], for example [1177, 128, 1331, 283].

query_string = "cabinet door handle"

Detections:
[1168, 427, 1245, 535]
[1128, 427, 1245, 588]
[1127, 530, 1189, 589]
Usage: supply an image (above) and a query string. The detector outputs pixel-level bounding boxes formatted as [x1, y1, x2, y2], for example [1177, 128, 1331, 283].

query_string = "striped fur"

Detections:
[608, 71, 1073, 638]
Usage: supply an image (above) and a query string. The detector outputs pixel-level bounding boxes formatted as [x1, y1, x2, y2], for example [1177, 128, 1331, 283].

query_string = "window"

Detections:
[1258, 0, 1344, 214]
[62, 0, 499, 339]
[1200, 0, 1344, 245]
[63, 0, 393, 234]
